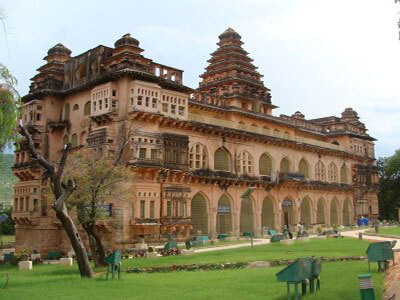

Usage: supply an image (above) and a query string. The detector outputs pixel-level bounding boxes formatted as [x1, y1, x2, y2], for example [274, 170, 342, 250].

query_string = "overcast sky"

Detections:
[1, 0, 399, 157]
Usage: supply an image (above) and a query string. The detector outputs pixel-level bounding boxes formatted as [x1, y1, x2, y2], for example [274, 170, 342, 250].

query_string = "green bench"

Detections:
[276, 257, 322, 300]
[44, 251, 62, 260]
[217, 234, 229, 240]
[3, 253, 15, 263]
[105, 250, 122, 280]
[366, 241, 395, 272]
[243, 232, 254, 238]
[164, 241, 178, 252]
[191, 236, 209, 247]
[271, 234, 287, 243]
[268, 229, 277, 236]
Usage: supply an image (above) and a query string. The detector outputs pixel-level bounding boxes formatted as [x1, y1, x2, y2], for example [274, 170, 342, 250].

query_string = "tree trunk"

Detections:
[83, 224, 107, 268]
[54, 204, 94, 278]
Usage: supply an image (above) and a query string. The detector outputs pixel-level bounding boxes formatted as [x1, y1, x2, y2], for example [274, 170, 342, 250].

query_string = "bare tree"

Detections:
[20, 125, 94, 278]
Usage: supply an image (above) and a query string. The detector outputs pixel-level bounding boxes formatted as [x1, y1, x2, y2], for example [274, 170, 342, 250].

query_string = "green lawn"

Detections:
[375, 226, 400, 237]
[123, 238, 371, 269]
[1, 235, 15, 243]
[0, 237, 384, 299]
[0, 261, 383, 300]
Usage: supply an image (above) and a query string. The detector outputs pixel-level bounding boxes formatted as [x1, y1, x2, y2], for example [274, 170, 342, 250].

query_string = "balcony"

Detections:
[12, 211, 39, 225]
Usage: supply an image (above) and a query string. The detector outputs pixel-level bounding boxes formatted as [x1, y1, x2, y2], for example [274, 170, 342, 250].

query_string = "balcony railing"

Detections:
[188, 113, 349, 153]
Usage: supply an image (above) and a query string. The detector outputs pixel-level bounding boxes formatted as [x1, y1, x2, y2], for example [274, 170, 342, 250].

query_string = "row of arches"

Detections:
[190, 144, 351, 183]
[191, 192, 353, 235]
[63, 102, 91, 120]
[63, 132, 87, 148]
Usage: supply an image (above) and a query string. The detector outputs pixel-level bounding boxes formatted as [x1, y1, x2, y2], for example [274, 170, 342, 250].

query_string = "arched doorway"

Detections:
[300, 197, 312, 225]
[316, 198, 326, 224]
[298, 159, 310, 179]
[342, 198, 351, 226]
[191, 193, 209, 235]
[240, 196, 254, 233]
[217, 194, 233, 234]
[281, 198, 295, 228]
[262, 196, 275, 229]
[330, 198, 339, 226]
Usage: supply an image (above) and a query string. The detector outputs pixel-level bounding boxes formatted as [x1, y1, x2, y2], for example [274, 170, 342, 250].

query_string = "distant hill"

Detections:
[0, 154, 16, 208]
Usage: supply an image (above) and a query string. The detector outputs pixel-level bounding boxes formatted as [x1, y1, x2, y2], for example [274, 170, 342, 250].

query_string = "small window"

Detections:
[104, 98, 108, 108]
[140, 200, 145, 219]
[151, 149, 158, 159]
[178, 106, 185, 116]
[93, 101, 96, 112]
[152, 98, 157, 108]
[139, 148, 146, 159]
[73, 104, 79, 111]
[36, 114, 41, 121]
[162, 103, 168, 113]
[112, 100, 117, 108]
[171, 105, 176, 114]
[150, 201, 155, 219]
[112, 89, 116, 97]
[84, 101, 91, 116]
[145, 97, 150, 107]
[99, 100, 102, 110]
[167, 201, 172, 217]
[137, 96, 143, 106]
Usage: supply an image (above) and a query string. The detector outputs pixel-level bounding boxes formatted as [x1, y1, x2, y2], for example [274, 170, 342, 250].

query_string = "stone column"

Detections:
[254, 210, 262, 237]
[233, 211, 240, 237]
[210, 208, 217, 239]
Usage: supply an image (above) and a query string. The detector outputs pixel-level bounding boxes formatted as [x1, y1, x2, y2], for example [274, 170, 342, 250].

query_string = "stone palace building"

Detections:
[12, 28, 379, 254]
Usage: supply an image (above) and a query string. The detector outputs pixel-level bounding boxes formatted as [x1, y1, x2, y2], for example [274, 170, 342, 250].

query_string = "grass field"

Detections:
[0, 261, 383, 300]
[375, 226, 400, 237]
[1, 236, 15, 243]
[0, 237, 384, 299]
[122, 237, 371, 269]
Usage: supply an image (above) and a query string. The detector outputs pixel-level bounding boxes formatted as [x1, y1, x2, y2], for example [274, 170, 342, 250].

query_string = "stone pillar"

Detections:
[254, 210, 262, 237]
[233, 211, 240, 237]
[276, 209, 282, 232]
[210, 208, 217, 239]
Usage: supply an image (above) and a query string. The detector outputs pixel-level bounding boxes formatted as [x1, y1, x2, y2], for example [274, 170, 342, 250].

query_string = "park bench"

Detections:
[44, 251, 62, 260]
[217, 234, 228, 240]
[276, 257, 322, 300]
[105, 250, 122, 280]
[164, 241, 178, 252]
[270, 233, 287, 243]
[268, 229, 277, 236]
[243, 232, 254, 238]
[366, 241, 395, 272]
[191, 236, 209, 247]
[3, 253, 15, 264]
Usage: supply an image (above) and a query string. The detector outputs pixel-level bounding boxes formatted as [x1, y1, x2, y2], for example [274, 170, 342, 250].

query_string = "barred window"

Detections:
[189, 143, 207, 169]
[237, 151, 252, 174]
[214, 147, 231, 171]
[315, 160, 326, 181]
[328, 162, 338, 182]
[150, 201, 155, 219]
[167, 201, 172, 217]
[140, 200, 145, 218]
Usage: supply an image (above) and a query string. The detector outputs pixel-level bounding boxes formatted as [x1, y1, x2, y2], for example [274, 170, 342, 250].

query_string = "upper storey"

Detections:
[193, 28, 276, 115]
[24, 34, 192, 103]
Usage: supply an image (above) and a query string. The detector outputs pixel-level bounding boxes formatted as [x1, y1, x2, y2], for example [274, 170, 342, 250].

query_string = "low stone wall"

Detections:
[125, 256, 366, 274]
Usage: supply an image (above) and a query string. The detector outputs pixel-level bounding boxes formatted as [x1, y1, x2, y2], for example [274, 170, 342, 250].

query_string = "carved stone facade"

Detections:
[13, 29, 378, 254]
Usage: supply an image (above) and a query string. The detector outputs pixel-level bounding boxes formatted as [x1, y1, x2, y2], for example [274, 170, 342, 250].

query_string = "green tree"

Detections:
[377, 150, 400, 220]
[0, 63, 19, 158]
[0, 206, 14, 235]
[65, 148, 132, 267]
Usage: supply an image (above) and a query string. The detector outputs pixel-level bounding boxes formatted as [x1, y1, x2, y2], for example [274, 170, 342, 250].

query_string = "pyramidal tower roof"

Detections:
[194, 28, 274, 111]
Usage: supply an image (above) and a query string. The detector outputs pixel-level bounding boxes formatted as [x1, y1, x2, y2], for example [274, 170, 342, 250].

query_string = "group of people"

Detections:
[283, 222, 308, 239]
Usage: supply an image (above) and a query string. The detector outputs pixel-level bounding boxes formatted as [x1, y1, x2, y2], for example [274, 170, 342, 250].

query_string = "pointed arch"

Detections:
[298, 158, 310, 179]
[240, 196, 254, 233]
[71, 134, 78, 148]
[315, 160, 326, 181]
[328, 162, 338, 182]
[300, 197, 312, 225]
[191, 192, 210, 235]
[217, 194, 233, 234]
[237, 150, 253, 174]
[190, 143, 208, 169]
[214, 147, 231, 172]
[316, 198, 326, 224]
[262, 196, 275, 229]
[84, 101, 91, 116]
[62, 135, 69, 146]
[280, 157, 291, 173]
[259, 152, 273, 176]
[342, 198, 351, 226]
[330, 198, 339, 226]
[281, 196, 295, 228]
[340, 164, 350, 184]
